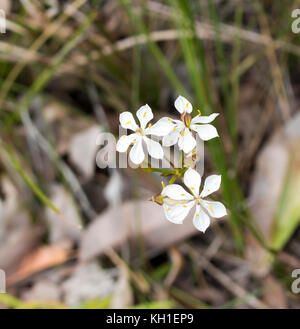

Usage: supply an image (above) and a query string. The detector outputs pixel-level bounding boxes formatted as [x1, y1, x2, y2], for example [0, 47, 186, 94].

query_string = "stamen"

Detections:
[180, 193, 185, 196]
[143, 112, 147, 117]
[183, 205, 187, 208]
[161, 181, 165, 189]
[197, 110, 201, 116]
[196, 213, 199, 217]
[185, 102, 189, 108]
[148, 123, 152, 128]
[173, 127, 176, 132]
[167, 207, 171, 211]
[191, 187, 195, 190]
[126, 121, 131, 125]
[168, 118, 171, 121]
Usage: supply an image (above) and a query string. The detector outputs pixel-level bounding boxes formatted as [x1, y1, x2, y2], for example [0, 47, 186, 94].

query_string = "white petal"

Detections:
[193, 205, 210, 233]
[190, 124, 219, 141]
[200, 175, 221, 198]
[191, 113, 219, 124]
[136, 104, 153, 129]
[174, 95, 193, 114]
[178, 129, 197, 153]
[129, 137, 144, 165]
[162, 184, 194, 201]
[143, 136, 164, 159]
[145, 117, 175, 137]
[116, 134, 137, 152]
[163, 201, 195, 224]
[162, 128, 181, 147]
[201, 200, 227, 218]
[120, 112, 138, 131]
[184, 168, 201, 197]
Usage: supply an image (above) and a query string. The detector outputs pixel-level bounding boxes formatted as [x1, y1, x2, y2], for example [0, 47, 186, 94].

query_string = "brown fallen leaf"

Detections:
[246, 112, 300, 277]
[45, 184, 82, 244]
[7, 243, 71, 285]
[261, 275, 287, 309]
[79, 200, 218, 261]
[69, 125, 103, 179]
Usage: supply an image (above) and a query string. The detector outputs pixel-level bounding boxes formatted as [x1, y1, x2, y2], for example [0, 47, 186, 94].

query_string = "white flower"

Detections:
[163, 95, 219, 154]
[116, 105, 174, 165]
[161, 168, 227, 232]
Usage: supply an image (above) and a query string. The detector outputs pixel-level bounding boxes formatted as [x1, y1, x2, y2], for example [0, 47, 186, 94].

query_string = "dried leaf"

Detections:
[247, 113, 300, 276]
[79, 200, 207, 261]
[7, 244, 70, 285]
[45, 184, 82, 244]
[61, 261, 115, 307]
[69, 125, 103, 179]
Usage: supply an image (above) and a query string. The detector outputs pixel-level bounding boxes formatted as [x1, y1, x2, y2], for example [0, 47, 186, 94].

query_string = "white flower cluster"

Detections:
[116, 95, 227, 232]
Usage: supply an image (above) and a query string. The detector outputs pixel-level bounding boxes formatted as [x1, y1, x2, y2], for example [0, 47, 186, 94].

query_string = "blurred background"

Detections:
[0, 0, 300, 309]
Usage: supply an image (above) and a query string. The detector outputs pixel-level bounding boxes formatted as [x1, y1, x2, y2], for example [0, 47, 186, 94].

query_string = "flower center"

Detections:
[181, 112, 192, 128]
[136, 127, 144, 136]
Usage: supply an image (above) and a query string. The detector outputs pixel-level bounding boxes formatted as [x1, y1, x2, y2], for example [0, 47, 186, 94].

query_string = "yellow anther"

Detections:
[181, 132, 185, 137]
[209, 205, 213, 212]
[168, 118, 171, 121]
[167, 207, 171, 211]
[185, 102, 189, 108]
[143, 111, 147, 117]
[173, 127, 176, 132]
[197, 110, 202, 116]
[148, 123, 152, 128]
[183, 205, 187, 208]
[126, 121, 131, 125]
[191, 187, 195, 190]
[196, 213, 199, 217]
[161, 181, 165, 189]
[181, 193, 185, 196]
[192, 149, 196, 154]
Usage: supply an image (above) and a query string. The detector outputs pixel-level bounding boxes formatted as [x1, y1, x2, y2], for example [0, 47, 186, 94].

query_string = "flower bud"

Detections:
[150, 194, 163, 205]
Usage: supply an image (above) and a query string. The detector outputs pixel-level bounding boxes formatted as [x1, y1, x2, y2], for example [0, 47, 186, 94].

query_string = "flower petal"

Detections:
[193, 205, 210, 232]
[162, 184, 194, 201]
[191, 113, 219, 124]
[143, 136, 164, 159]
[174, 95, 193, 114]
[145, 117, 175, 137]
[184, 168, 201, 197]
[136, 104, 153, 129]
[162, 128, 181, 147]
[178, 129, 197, 153]
[129, 137, 144, 165]
[190, 124, 219, 141]
[116, 134, 137, 152]
[163, 201, 195, 224]
[120, 112, 138, 131]
[200, 175, 221, 198]
[201, 200, 227, 218]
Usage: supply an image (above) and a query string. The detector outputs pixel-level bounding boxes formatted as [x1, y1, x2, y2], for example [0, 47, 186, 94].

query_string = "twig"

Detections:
[21, 108, 97, 221]
[181, 244, 268, 309]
